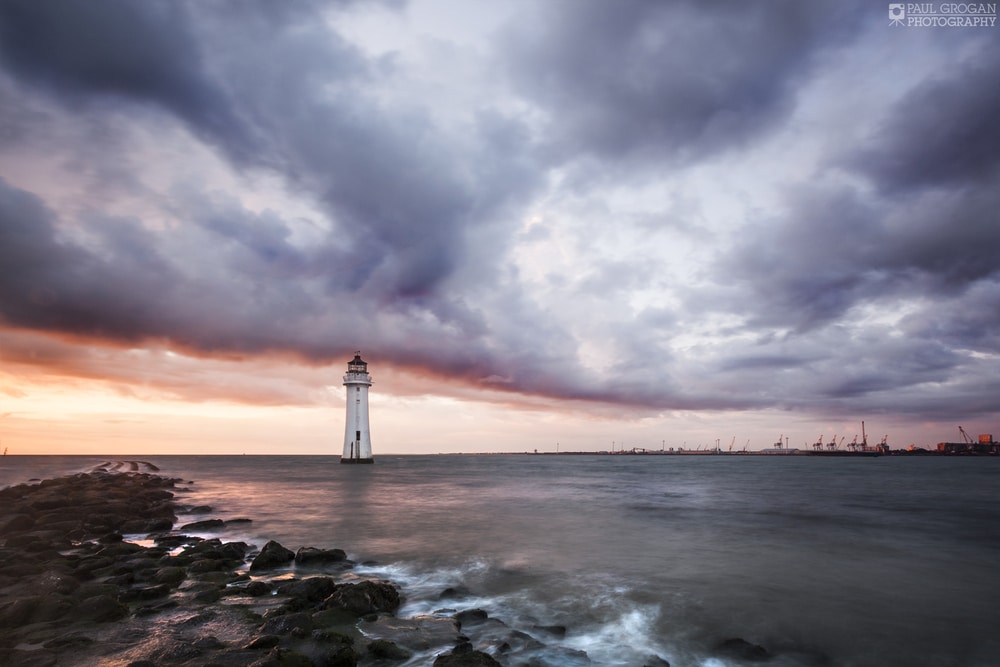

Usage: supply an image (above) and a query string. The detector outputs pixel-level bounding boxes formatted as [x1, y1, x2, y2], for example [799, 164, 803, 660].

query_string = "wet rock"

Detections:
[193, 635, 225, 650]
[714, 637, 771, 662]
[155, 534, 200, 548]
[318, 642, 361, 667]
[368, 638, 412, 660]
[74, 582, 121, 600]
[43, 633, 95, 650]
[119, 583, 172, 602]
[433, 642, 503, 667]
[294, 546, 347, 565]
[181, 537, 224, 557]
[250, 540, 295, 571]
[362, 614, 464, 656]
[77, 593, 129, 622]
[323, 580, 401, 616]
[313, 606, 362, 628]
[153, 565, 187, 585]
[246, 634, 282, 650]
[121, 517, 174, 533]
[455, 608, 489, 628]
[226, 517, 253, 525]
[439, 585, 472, 600]
[181, 518, 226, 531]
[276, 576, 337, 603]
[0, 648, 58, 667]
[260, 611, 315, 636]
[96, 542, 148, 558]
[193, 586, 223, 603]
[134, 598, 180, 616]
[249, 647, 316, 667]
[245, 580, 273, 597]
[532, 623, 567, 638]
[2, 513, 35, 531]
[217, 540, 251, 561]
[190, 558, 227, 573]
[0, 596, 41, 628]
[643, 655, 671, 667]
[36, 569, 81, 595]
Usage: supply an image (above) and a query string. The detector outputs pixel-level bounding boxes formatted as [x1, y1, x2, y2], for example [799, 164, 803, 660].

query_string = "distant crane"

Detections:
[959, 426, 974, 444]
[729, 437, 736, 452]
[812, 434, 824, 451]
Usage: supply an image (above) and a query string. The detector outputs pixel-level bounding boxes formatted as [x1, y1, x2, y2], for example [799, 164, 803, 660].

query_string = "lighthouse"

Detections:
[341, 351, 374, 464]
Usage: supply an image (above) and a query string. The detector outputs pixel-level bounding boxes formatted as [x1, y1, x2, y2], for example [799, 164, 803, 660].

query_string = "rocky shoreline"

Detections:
[0, 468, 504, 666]
[0, 467, 786, 667]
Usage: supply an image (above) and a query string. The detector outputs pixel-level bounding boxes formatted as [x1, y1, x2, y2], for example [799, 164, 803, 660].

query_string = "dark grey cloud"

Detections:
[503, 0, 867, 165]
[0, 0, 261, 160]
[850, 38, 1000, 193]
[0, 0, 544, 307]
[1, 0, 998, 428]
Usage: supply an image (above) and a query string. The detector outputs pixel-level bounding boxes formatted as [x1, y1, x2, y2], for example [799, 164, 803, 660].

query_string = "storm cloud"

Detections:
[1, 0, 999, 434]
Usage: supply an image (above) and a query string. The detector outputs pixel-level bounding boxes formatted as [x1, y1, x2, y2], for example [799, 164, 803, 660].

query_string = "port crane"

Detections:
[959, 426, 974, 444]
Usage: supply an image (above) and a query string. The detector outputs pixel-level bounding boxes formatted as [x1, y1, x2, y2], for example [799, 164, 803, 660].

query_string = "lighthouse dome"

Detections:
[347, 352, 367, 373]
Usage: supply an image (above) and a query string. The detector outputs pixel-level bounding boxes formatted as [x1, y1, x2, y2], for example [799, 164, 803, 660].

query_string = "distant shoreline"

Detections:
[467, 448, 1000, 457]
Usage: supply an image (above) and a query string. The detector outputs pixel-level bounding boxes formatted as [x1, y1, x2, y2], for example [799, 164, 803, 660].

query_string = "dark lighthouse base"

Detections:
[340, 457, 374, 464]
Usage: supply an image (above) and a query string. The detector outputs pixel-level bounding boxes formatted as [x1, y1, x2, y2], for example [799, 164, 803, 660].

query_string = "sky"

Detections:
[1, 0, 999, 455]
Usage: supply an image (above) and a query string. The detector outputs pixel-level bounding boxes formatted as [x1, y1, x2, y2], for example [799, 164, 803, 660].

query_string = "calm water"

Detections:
[2, 454, 998, 666]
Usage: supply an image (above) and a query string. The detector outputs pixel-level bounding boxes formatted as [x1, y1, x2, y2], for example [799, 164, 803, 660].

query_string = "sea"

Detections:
[2, 454, 998, 667]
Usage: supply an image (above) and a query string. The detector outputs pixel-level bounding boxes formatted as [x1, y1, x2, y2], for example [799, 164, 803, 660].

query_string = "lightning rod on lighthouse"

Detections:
[341, 351, 374, 464]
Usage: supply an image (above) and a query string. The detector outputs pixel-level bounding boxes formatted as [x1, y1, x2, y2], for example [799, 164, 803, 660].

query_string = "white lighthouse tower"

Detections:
[341, 351, 374, 464]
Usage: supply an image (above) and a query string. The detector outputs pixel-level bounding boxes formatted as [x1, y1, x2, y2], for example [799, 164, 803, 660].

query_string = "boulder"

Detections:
[323, 580, 401, 616]
[245, 581, 272, 597]
[432, 643, 503, 667]
[294, 546, 347, 566]
[119, 583, 172, 602]
[259, 611, 315, 636]
[153, 566, 187, 586]
[216, 541, 251, 561]
[250, 540, 295, 572]
[439, 585, 472, 600]
[368, 639, 412, 660]
[276, 576, 337, 603]
[77, 593, 129, 622]
[37, 569, 81, 595]
[455, 609, 489, 628]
